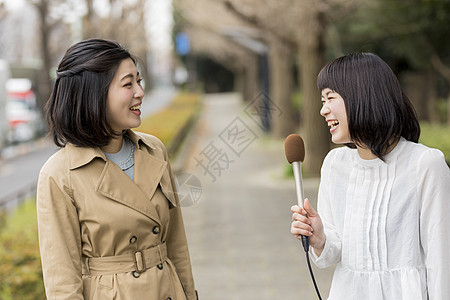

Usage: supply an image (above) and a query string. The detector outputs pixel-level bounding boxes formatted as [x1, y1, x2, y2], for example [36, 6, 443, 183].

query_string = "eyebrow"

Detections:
[120, 72, 140, 82]
[321, 90, 335, 98]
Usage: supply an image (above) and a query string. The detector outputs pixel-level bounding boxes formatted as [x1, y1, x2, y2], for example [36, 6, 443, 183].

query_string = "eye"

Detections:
[137, 78, 143, 85]
[123, 82, 132, 87]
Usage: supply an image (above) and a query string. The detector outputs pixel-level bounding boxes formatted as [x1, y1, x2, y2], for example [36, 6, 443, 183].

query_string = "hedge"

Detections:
[0, 200, 45, 299]
[419, 122, 450, 165]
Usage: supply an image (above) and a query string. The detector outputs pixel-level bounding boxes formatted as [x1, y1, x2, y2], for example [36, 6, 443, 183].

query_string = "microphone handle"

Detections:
[292, 161, 310, 252]
[292, 161, 305, 208]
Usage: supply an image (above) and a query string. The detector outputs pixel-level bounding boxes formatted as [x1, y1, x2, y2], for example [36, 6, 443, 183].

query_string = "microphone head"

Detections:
[284, 134, 305, 163]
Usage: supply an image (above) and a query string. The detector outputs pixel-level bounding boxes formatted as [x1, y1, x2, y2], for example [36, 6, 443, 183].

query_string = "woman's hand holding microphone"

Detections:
[290, 198, 327, 257]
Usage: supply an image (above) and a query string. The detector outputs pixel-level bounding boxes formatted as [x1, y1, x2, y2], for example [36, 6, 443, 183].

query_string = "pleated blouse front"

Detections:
[312, 138, 450, 300]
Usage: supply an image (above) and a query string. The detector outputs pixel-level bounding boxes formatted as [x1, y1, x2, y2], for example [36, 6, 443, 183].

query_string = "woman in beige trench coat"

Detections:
[37, 39, 197, 300]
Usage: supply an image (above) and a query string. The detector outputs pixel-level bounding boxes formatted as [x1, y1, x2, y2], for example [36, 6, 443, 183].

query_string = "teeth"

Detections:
[328, 120, 339, 128]
[130, 105, 141, 110]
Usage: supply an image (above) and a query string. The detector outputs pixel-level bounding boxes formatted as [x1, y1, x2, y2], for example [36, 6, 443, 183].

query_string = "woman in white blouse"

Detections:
[290, 53, 450, 299]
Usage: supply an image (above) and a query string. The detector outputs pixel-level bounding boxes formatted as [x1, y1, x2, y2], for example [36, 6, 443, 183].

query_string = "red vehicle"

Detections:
[6, 78, 41, 143]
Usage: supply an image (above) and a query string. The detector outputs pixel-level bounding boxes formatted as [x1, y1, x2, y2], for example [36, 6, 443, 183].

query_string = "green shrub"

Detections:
[292, 91, 303, 111]
[435, 98, 448, 123]
[419, 122, 450, 164]
[0, 200, 45, 300]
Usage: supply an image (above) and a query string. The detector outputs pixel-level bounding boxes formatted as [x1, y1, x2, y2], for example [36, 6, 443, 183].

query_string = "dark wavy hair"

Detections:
[317, 53, 420, 160]
[46, 38, 136, 148]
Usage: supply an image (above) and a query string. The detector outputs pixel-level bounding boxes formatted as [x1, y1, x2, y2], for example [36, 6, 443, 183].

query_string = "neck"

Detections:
[356, 146, 377, 160]
[101, 135, 124, 154]
[356, 139, 400, 160]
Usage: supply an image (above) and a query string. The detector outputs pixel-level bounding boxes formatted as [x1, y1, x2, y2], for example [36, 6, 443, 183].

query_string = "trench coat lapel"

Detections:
[131, 130, 178, 208]
[96, 155, 165, 226]
[133, 148, 168, 203]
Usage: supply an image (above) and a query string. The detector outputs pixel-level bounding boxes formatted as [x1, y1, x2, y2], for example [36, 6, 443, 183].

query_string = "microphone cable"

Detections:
[301, 235, 322, 300]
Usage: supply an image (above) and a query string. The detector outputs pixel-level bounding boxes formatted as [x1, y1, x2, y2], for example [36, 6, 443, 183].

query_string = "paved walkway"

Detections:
[176, 93, 335, 300]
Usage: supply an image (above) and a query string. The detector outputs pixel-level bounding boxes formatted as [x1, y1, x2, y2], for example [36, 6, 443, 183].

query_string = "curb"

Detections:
[170, 104, 202, 173]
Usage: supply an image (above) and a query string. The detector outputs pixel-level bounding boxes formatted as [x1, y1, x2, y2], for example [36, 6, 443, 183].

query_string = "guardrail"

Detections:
[0, 181, 37, 212]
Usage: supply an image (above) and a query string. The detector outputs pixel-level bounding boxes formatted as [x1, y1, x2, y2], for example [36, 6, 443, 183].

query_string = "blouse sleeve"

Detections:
[417, 148, 450, 299]
[37, 167, 84, 300]
[310, 150, 342, 268]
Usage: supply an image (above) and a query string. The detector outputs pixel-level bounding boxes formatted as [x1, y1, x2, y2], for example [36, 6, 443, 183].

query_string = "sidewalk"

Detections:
[176, 93, 335, 299]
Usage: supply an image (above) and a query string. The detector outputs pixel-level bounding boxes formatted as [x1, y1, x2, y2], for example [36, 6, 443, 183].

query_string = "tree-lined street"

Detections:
[0, 0, 449, 298]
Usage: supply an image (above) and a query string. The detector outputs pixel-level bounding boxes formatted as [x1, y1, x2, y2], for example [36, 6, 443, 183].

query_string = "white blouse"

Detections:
[311, 138, 450, 300]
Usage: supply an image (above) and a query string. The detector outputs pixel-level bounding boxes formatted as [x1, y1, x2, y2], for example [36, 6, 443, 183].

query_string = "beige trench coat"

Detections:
[37, 130, 197, 300]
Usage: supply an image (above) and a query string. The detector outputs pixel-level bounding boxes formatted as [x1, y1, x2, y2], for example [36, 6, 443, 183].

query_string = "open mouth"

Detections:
[130, 104, 141, 111]
[328, 120, 339, 130]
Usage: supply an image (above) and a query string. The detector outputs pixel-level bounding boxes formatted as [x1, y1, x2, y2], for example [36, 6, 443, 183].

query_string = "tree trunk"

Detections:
[243, 55, 259, 103]
[447, 92, 450, 126]
[402, 71, 431, 121]
[82, 0, 96, 39]
[234, 68, 245, 99]
[426, 70, 438, 124]
[108, 0, 119, 40]
[268, 34, 296, 138]
[36, 0, 52, 110]
[298, 13, 330, 176]
[137, 0, 151, 91]
[429, 52, 450, 125]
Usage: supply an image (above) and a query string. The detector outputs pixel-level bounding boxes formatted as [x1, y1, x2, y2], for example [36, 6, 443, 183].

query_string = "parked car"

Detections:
[0, 60, 10, 150]
[5, 78, 42, 143]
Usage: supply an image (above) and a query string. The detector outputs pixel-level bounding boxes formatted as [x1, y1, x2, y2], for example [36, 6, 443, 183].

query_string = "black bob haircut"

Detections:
[317, 53, 420, 160]
[46, 38, 136, 148]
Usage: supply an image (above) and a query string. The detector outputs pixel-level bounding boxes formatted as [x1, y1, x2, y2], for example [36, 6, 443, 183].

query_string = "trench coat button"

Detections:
[129, 236, 137, 244]
[152, 226, 160, 234]
[132, 271, 140, 278]
[157, 263, 163, 270]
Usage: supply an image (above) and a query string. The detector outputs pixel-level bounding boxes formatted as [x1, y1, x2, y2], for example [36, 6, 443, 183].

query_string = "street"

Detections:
[0, 139, 56, 209]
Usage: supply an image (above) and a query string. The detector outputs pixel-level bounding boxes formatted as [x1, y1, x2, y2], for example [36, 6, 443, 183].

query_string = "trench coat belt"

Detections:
[81, 243, 167, 276]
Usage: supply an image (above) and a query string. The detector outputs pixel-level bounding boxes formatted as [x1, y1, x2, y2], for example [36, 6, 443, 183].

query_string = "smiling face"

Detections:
[106, 58, 144, 133]
[320, 88, 351, 144]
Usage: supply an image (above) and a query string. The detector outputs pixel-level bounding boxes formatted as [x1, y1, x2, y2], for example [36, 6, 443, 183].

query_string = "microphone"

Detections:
[284, 134, 305, 208]
[284, 134, 309, 252]
[285, 134, 323, 300]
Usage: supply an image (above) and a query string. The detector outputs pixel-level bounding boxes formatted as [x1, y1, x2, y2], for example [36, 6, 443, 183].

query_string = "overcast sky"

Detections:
[2, 0, 173, 54]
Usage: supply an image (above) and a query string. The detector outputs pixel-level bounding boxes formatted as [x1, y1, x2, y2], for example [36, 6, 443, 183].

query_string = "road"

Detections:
[0, 140, 56, 209]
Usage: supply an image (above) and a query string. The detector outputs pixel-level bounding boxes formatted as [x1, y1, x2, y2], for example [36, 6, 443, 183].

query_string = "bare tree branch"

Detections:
[430, 52, 450, 82]
[223, 0, 259, 26]
[222, 0, 296, 47]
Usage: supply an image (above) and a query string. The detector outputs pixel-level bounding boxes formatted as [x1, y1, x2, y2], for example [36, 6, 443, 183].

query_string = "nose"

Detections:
[134, 84, 144, 99]
[320, 102, 330, 117]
